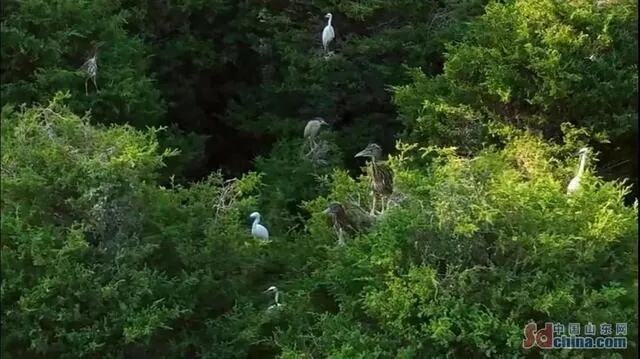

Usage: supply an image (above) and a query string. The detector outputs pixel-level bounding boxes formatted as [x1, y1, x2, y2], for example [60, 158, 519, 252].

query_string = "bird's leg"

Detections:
[370, 194, 376, 216]
[337, 228, 345, 246]
[93, 76, 99, 92]
[305, 139, 317, 158]
[378, 197, 385, 215]
[85, 78, 89, 95]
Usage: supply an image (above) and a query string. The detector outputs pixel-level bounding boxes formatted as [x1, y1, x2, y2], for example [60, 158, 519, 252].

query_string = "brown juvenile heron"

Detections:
[355, 143, 394, 215]
[323, 202, 374, 245]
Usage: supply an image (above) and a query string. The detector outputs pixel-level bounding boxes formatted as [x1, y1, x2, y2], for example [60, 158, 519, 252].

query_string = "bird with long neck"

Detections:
[249, 212, 269, 241]
[264, 286, 282, 310]
[322, 13, 335, 54]
[567, 147, 589, 195]
[354, 143, 394, 215]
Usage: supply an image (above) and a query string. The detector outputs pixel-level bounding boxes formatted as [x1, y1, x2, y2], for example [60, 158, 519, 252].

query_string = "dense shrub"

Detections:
[0, 97, 289, 357]
[393, 0, 638, 184]
[271, 133, 637, 357]
[1, 0, 637, 357]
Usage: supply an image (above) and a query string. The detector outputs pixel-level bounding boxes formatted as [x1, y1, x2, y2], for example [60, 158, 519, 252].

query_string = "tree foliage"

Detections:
[394, 0, 637, 180]
[1, 0, 166, 127]
[274, 133, 638, 357]
[1, 0, 637, 357]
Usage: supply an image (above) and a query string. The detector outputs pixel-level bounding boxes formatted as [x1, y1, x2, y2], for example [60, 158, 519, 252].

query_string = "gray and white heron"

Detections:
[264, 286, 282, 310]
[304, 117, 329, 143]
[322, 13, 335, 53]
[355, 143, 394, 215]
[304, 117, 329, 152]
[567, 147, 590, 195]
[80, 48, 99, 95]
[249, 212, 270, 241]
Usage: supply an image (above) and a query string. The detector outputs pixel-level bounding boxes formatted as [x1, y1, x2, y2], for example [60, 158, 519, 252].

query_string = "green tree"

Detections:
[273, 133, 637, 357]
[394, 0, 637, 185]
[0, 95, 282, 357]
[1, 0, 166, 127]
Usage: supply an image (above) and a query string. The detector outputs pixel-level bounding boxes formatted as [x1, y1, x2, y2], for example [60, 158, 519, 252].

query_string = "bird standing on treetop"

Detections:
[323, 202, 374, 245]
[304, 117, 329, 146]
[264, 286, 282, 310]
[249, 212, 270, 241]
[80, 47, 99, 95]
[567, 147, 590, 195]
[354, 143, 394, 215]
[322, 13, 335, 54]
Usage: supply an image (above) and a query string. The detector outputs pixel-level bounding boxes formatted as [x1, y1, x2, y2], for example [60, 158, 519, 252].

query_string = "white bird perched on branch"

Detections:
[567, 147, 590, 195]
[249, 212, 269, 241]
[304, 117, 328, 144]
[322, 13, 335, 54]
[264, 286, 282, 310]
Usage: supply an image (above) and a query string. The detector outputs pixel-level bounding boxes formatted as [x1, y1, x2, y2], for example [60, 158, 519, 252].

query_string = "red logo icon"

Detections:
[522, 322, 553, 349]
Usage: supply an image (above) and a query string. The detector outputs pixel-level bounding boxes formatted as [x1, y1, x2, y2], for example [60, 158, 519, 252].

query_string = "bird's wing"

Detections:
[322, 26, 334, 44]
[343, 202, 374, 232]
[304, 122, 314, 138]
[258, 224, 269, 239]
[376, 163, 394, 194]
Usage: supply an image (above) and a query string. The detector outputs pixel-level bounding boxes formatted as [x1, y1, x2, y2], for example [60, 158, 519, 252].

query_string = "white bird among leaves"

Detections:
[322, 13, 335, 54]
[249, 212, 269, 241]
[567, 147, 590, 195]
[264, 286, 283, 311]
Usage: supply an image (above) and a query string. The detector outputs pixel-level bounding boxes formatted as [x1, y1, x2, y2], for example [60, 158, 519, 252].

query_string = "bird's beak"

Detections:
[322, 207, 330, 214]
[354, 149, 369, 158]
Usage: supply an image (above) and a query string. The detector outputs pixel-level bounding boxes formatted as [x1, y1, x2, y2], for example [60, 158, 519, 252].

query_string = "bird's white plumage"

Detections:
[249, 212, 269, 240]
[567, 148, 589, 195]
[566, 176, 581, 194]
[304, 118, 327, 139]
[322, 13, 335, 52]
[264, 286, 282, 310]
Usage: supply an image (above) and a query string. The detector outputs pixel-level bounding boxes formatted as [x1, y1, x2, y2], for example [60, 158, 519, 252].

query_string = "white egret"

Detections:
[355, 143, 394, 215]
[264, 286, 282, 310]
[322, 13, 335, 53]
[567, 147, 590, 195]
[249, 212, 269, 241]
